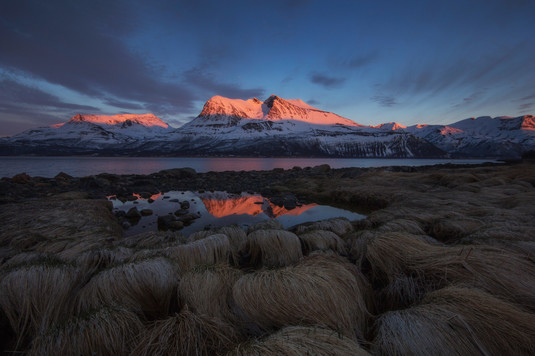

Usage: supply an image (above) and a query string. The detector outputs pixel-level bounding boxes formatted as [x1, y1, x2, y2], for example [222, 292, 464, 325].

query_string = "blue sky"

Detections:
[1, 0, 534, 136]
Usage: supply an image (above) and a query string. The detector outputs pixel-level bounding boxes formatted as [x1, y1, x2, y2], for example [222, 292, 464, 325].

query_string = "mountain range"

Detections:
[1, 95, 534, 158]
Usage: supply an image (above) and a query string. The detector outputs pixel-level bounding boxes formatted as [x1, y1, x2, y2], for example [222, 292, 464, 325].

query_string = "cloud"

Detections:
[307, 99, 320, 106]
[0, 79, 101, 112]
[309, 72, 346, 88]
[183, 67, 264, 99]
[518, 102, 533, 111]
[103, 98, 145, 111]
[0, 1, 196, 116]
[343, 51, 379, 69]
[453, 90, 487, 108]
[371, 95, 398, 107]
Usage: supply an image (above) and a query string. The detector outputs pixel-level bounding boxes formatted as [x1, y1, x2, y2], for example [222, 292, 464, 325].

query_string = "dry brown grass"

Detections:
[247, 220, 285, 233]
[298, 230, 346, 255]
[77, 257, 179, 319]
[0, 199, 122, 258]
[364, 232, 535, 310]
[372, 286, 535, 355]
[164, 234, 231, 272]
[131, 306, 240, 356]
[30, 306, 143, 356]
[243, 229, 303, 268]
[232, 254, 370, 341]
[229, 326, 370, 356]
[178, 264, 243, 324]
[291, 217, 354, 237]
[119, 230, 188, 249]
[0, 263, 80, 348]
[188, 225, 247, 265]
[75, 246, 134, 272]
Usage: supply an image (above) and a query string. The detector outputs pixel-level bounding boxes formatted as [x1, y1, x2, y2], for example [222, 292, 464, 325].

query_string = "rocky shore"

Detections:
[1, 161, 535, 354]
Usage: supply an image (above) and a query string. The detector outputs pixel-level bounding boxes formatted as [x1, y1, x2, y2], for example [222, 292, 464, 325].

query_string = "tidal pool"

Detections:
[109, 191, 364, 236]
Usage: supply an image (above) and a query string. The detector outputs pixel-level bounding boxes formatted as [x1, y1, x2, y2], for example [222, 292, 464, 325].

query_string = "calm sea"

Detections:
[0, 156, 501, 178]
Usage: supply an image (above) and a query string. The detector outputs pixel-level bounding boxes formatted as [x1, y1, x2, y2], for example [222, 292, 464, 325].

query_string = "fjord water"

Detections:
[110, 190, 364, 236]
[0, 156, 500, 178]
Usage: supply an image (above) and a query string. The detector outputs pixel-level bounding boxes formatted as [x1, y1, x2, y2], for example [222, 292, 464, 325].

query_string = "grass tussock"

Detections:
[164, 234, 231, 272]
[75, 246, 134, 272]
[243, 230, 303, 269]
[232, 254, 370, 341]
[0, 199, 122, 255]
[188, 225, 247, 265]
[246, 220, 284, 234]
[229, 326, 370, 356]
[364, 233, 535, 310]
[119, 230, 187, 249]
[298, 230, 346, 255]
[77, 257, 179, 319]
[30, 306, 143, 356]
[291, 217, 354, 237]
[131, 307, 240, 356]
[178, 264, 243, 323]
[0, 264, 80, 348]
[372, 286, 535, 355]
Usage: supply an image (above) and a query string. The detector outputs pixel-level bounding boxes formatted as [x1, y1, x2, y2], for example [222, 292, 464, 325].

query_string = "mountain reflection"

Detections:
[198, 192, 318, 219]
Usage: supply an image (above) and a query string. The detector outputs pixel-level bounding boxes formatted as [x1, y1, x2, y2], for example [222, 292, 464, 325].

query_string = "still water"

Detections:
[110, 190, 364, 236]
[0, 156, 500, 178]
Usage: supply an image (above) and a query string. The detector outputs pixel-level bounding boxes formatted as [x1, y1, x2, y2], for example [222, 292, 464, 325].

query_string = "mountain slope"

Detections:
[404, 115, 535, 157]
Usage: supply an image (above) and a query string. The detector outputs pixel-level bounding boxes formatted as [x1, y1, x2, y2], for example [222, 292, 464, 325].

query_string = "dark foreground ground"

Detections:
[0, 161, 534, 355]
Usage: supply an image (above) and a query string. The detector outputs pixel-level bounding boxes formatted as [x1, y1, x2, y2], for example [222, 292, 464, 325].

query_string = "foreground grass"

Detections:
[1, 163, 535, 354]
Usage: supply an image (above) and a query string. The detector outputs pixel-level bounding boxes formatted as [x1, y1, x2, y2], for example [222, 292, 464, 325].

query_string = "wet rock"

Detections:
[114, 210, 126, 218]
[54, 172, 73, 180]
[158, 167, 196, 178]
[180, 201, 190, 210]
[126, 195, 137, 201]
[174, 209, 189, 216]
[126, 207, 141, 219]
[311, 164, 331, 174]
[270, 193, 298, 210]
[176, 213, 200, 224]
[139, 191, 153, 199]
[169, 199, 179, 202]
[140, 209, 153, 216]
[157, 215, 184, 230]
[11, 173, 31, 184]
[122, 221, 131, 229]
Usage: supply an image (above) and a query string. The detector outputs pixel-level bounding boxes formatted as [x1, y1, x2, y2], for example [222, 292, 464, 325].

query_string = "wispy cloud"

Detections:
[371, 95, 398, 107]
[309, 72, 346, 88]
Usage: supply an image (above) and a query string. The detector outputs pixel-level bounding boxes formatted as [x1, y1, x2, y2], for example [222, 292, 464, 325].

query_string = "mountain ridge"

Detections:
[1, 95, 534, 158]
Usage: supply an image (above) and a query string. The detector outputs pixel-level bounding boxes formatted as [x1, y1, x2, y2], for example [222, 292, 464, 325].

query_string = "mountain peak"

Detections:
[60, 113, 169, 128]
[194, 94, 361, 127]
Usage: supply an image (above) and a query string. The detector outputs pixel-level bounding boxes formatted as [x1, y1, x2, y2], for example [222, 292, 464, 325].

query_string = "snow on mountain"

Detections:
[405, 115, 535, 157]
[183, 94, 362, 131]
[162, 95, 442, 158]
[2, 95, 533, 158]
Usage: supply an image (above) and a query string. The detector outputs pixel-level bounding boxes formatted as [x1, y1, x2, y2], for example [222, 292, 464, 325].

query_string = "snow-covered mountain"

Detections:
[1, 113, 172, 154]
[1, 95, 533, 158]
[150, 95, 442, 158]
[401, 115, 535, 158]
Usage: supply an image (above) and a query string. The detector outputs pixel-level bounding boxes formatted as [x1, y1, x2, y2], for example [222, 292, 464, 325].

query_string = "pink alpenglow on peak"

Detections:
[53, 113, 169, 128]
[197, 94, 362, 126]
[374, 122, 407, 130]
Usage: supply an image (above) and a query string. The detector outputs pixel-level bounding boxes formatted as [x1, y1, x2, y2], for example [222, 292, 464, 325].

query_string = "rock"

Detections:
[157, 215, 184, 230]
[311, 164, 331, 174]
[11, 173, 31, 184]
[169, 199, 179, 202]
[174, 209, 189, 216]
[54, 172, 73, 180]
[148, 198, 155, 203]
[126, 195, 137, 201]
[121, 221, 131, 229]
[114, 210, 126, 218]
[270, 194, 298, 210]
[180, 201, 190, 209]
[126, 207, 141, 219]
[139, 191, 153, 199]
[176, 213, 200, 224]
[140, 209, 153, 216]
[158, 167, 196, 178]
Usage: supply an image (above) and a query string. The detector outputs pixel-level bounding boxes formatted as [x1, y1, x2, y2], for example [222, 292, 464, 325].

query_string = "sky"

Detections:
[1, 0, 534, 136]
